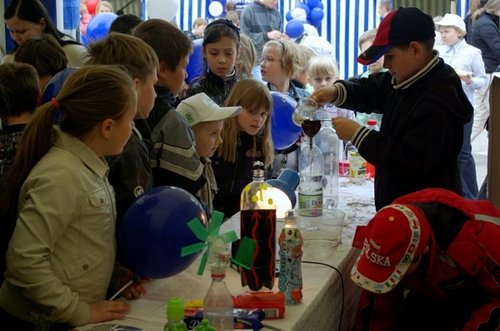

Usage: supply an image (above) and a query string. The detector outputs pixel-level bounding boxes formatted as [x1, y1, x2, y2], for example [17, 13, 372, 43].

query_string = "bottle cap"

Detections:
[284, 209, 298, 226]
[167, 297, 185, 321]
[252, 160, 265, 178]
[367, 119, 378, 126]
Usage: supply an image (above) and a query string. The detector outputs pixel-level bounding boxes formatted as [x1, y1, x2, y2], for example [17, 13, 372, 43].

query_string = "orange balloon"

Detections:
[86, 0, 99, 15]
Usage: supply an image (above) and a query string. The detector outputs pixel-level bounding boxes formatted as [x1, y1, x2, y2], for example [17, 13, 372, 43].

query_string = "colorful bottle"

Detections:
[298, 136, 324, 216]
[347, 145, 366, 185]
[240, 161, 277, 291]
[278, 209, 303, 305]
[164, 297, 188, 331]
[203, 236, 233, 331]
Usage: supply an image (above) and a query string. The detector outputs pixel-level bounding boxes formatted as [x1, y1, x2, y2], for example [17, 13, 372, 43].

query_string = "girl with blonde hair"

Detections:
[212, 79, 274, 218]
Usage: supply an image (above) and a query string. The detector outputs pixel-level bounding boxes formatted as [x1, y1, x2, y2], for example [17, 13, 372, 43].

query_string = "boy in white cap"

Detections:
[435, 13, 488, 200]
[177, 93, 241, 215]
[350, 188, 500, 330]
[311, 7, 473, 211]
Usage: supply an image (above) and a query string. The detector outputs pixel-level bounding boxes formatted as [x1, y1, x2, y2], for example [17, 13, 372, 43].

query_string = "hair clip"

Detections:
[51, 97, 60, 109]
[206, 18, 240, 36]
[51, 97, 62, 124]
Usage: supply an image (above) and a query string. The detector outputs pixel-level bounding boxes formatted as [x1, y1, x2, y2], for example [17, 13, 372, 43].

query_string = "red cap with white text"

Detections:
[350, 203, 431, 293]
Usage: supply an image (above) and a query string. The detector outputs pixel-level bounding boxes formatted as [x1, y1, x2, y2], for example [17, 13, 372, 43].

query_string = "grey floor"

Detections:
[472, 129, 489, 191]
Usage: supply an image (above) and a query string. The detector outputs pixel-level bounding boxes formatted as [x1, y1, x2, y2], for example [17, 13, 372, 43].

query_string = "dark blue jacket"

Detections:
[470, 12, 500, 73]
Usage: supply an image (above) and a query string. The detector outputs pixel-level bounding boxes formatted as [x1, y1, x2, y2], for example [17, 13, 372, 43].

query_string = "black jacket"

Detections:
[339, 55, 473, 210]
[211, 132, 267, 218]
[185, 69, 237, 105]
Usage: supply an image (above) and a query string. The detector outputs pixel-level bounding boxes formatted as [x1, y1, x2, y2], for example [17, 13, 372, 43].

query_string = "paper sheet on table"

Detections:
[125, 269, 210, 323]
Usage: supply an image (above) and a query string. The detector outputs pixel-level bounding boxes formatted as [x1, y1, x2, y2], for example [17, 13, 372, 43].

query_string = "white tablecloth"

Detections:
[78, 177, 376, 331]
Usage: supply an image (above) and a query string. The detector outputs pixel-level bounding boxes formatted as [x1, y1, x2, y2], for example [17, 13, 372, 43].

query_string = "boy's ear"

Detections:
[158, 61, 170, 79]
[408, 41, 424, 58]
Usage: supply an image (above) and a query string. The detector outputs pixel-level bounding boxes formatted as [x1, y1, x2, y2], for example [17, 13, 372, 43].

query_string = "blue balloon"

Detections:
[86, 12, 118, 43]
[285, 19, 305, 39]
[80, 33, 89, 47]
[42, 67, 78, 104]
[118, 186, 208, 279]
[315, 2, 324, 9]
[285, 10, 293, 21]
[306, 0, 320, 10]
[186, 39, 204, 85]
[310, 7, 324, 24]
[270, 92, 301, 151]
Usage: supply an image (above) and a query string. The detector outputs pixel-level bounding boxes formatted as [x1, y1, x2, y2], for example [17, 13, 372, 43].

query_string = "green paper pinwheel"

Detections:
[181, 210, 255, 275]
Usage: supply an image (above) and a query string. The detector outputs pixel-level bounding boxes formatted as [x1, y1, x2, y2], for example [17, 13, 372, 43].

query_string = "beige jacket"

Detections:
[0, 128, 116, 326]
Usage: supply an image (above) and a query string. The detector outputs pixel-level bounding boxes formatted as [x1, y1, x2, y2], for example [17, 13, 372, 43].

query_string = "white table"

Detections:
[78, 177, 376, 331]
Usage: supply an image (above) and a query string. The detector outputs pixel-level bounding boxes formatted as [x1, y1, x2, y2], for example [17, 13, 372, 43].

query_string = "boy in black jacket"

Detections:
[311, 7, 473, 210]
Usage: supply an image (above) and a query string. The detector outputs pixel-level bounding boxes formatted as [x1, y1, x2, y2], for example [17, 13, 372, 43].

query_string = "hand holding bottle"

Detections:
[332, 117, 362, 141]
[310, 85, 339, 105]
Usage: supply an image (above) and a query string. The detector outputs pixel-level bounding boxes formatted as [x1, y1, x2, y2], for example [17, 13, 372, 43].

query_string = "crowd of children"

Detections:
[0, 0, 498, 329]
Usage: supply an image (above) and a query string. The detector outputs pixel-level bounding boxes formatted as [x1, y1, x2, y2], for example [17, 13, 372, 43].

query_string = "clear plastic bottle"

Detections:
[240, 161, 276, 290]
[203, 236, 233, 331]
[315, 120, 340, 209]
[298, 136, 324, 217]
[278, 209, 303, 305]
[164, 297, 188, 331]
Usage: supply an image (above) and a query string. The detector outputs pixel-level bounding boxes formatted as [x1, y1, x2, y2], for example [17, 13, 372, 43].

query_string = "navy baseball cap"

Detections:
[357, 7, 435, 65]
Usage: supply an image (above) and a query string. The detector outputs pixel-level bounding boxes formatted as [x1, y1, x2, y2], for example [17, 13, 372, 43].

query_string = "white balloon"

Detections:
[208, 1, 224, 17]
[147, 0, 180, 21]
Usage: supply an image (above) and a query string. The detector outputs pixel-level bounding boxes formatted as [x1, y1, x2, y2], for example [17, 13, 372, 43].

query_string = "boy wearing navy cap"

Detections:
[311, 7, 473, 210]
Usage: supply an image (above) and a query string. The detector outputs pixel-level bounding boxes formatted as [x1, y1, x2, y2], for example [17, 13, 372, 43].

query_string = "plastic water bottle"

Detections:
[203, 236, 233, 330]
[278, 209, 303, 305]
[315, 120, 340, 209]
[164, 297, 188, 331]
[240, 161, 276, 290]
[298, 136, 324, 217]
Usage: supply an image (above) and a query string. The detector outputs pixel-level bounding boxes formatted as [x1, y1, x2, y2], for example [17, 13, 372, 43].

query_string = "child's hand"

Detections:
[310, 85, 338, 105]
[121, 277, 148, 300]
[89, 300, 131, 324]
[332, 117, 361, 141]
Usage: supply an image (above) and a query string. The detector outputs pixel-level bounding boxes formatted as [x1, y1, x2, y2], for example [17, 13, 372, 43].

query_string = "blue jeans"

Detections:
[458, 118, 478, 199]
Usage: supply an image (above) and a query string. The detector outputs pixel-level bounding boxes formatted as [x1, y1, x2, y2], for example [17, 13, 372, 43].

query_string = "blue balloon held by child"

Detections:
[285, 19, 305, 39]
[118, 186, 209, 279]
[86, 12, 118, 43]
[270, 92, 301, 151]
[186, 39, 204, 85]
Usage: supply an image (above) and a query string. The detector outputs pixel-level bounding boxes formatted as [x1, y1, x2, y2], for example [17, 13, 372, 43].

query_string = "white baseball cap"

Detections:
[177, 93, 241, 127]
[436, 13, 466, 33]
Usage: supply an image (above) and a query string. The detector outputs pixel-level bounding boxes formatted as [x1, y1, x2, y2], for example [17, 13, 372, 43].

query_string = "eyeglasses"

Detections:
[260, 56, 280, 64]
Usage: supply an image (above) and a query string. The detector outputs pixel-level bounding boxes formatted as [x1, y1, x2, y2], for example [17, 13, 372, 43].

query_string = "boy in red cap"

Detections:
[311, 7, 473, 210]
[351, 188, 500, 331]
